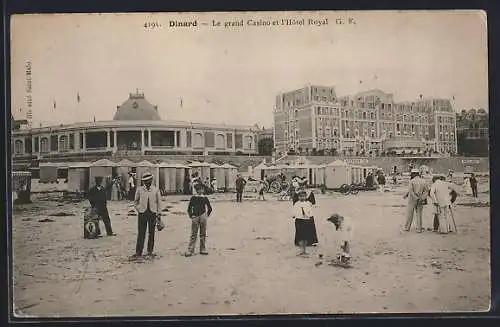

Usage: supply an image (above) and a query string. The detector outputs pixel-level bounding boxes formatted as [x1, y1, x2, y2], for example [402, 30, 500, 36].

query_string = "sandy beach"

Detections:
[12, 181, 490, 317]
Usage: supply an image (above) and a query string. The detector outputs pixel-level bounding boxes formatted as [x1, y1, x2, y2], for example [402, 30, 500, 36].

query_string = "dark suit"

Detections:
[88, 185, 114, 235]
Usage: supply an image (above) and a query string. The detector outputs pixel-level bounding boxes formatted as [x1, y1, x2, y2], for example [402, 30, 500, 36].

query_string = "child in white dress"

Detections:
[327, 213, 353, 262]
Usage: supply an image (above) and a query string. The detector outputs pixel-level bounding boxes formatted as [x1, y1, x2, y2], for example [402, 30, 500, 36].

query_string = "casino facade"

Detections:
[11, 91, 259, 165]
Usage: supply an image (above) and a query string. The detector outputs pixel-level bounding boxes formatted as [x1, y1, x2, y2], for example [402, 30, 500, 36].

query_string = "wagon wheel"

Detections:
[269, 181, 281, 194]
[350, 187, 359, 195]
[339, 184, 350, 195]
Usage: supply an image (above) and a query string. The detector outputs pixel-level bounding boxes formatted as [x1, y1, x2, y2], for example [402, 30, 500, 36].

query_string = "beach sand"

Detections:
[11, 183, 490, 317]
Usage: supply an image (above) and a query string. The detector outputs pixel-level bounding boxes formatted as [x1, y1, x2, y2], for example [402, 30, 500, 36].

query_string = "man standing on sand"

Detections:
[88, 176, 116, 237]
[470, 173, 478, 198]
[130, 172, 161, 260]
[403, 169, 429, 233]
[235, 174, 247, 202]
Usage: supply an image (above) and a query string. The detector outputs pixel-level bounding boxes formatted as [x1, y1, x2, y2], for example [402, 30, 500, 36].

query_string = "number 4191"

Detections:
[144, 22, 161, 28]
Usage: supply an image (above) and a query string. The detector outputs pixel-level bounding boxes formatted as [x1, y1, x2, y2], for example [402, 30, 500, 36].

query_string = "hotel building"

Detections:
[274, 85, 457, 156]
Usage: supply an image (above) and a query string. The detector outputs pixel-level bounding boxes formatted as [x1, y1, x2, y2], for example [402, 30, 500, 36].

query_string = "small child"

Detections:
[257, 180, 267, 200]
[185, 184, 213, 257]
[327, 213, 353, 263]
[292, 189, 316, 256]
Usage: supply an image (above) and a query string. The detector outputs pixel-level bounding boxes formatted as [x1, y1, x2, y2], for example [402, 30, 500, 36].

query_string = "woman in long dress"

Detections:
[463, 175, 473, 196]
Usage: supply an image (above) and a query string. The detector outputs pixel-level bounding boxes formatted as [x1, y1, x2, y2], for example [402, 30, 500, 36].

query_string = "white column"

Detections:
[173, 130, 177, 148]
[141, 128, 145, 153]
[113, 129, 118, 151]
[148, 129, 152, 148]
[56, 134, 60, 152]
[82, 131, 87, 152]
[232, 131, 236, 151]
[107, 130, 111, 149]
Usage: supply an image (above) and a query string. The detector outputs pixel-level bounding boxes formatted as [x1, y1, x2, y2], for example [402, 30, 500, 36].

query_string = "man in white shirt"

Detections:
[130, 172, 162, 260]
[429, 175, 455, 234]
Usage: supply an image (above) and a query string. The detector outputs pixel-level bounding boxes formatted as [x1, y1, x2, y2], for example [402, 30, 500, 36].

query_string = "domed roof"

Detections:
[113, 91, 161, 121]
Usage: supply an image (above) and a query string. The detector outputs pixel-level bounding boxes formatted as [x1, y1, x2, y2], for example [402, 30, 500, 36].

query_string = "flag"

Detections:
[359, 80, 363, 84]
[180, 98, 183, 108]
[77, 92, 81, 103]
[53, 101, 56, 109]
[374, 74, 378, 80]
[419, 94, 423, 99]
[452, 95, 455, 100]
[93, 116, 96, 122]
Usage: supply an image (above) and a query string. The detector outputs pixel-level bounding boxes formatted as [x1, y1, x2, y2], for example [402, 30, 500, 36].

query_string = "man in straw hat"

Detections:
[130, 172, 162, 260]
[403, 168, 429, 233]
[88, 176, 116, 236]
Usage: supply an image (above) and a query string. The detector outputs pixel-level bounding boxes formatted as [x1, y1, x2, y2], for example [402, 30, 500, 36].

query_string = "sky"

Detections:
[11, 10, 488, 127]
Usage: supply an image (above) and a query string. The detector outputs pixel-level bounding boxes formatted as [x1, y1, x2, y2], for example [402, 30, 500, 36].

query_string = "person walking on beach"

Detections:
[130, 172, 161, 260]
[403, 169, 429, 233]
[257, 179, 267, 201]
[88, 176, 116, 237]
[470, 173, 478, 198]
[185, 183, 213, 257]
[128, 172, 136, 201]
[377, 172, 386, 192]
[235, 174, 247, 202]
[292, 189, 317, 256]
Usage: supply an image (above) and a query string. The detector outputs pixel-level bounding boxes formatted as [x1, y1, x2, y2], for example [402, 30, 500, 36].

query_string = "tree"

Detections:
[311, 148, 317, 156]
[257, 137, 274, 155]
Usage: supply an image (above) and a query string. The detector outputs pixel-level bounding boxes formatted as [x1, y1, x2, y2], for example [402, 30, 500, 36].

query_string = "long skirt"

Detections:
[294, 217, 319, 246]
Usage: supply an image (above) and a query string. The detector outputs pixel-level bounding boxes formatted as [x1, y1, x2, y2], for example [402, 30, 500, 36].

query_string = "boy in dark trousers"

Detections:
[185, 184, 213, 257]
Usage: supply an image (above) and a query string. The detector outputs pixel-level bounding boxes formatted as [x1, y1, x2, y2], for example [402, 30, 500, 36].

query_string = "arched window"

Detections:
[193, 133, 203, 148]
[40, 137, 49, 153]
[215, 134, 225, 149]
[14, 140, 23, 154]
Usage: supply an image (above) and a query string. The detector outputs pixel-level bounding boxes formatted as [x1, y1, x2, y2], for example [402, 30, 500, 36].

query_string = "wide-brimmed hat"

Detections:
[141, 172, 153, 182]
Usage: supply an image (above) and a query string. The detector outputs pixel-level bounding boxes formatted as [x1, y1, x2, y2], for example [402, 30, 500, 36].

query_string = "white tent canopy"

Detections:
[117, 159, 135, 167]
[90, 159, 117, 167]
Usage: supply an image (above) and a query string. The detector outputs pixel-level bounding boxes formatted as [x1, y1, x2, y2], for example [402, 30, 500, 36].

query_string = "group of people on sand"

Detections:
[403, 168, 460, 235]
[290, 185, 353, 263]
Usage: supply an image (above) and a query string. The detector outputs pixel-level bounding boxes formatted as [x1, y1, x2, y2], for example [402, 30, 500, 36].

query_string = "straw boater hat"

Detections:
[141, 172, 153, 182]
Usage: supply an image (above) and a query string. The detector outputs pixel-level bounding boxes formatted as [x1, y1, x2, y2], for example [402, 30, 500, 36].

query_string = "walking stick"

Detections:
[449, 205, 458, 232]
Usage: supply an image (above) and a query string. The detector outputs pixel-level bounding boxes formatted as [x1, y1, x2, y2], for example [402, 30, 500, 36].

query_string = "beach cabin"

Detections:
[136, 160, 159, 186]
[67, 162, 90, 193]
[223, 163, 238, 190]
[158, 162, 178, 193]
[209, 163, 226, 190]
[312, 164, 326, 187]
[12, 171, 32, 203]
[39, 162, 58, 183]
[89, 159, 117, 187]
[253, 162, 268, 180]
[189, 161, 211, 181]
[325, 159, 352, 189]
[175, 163, 190, 194]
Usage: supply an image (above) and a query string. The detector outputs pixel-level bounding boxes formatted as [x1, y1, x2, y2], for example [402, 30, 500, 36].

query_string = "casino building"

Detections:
[12, 91, 258, 164]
